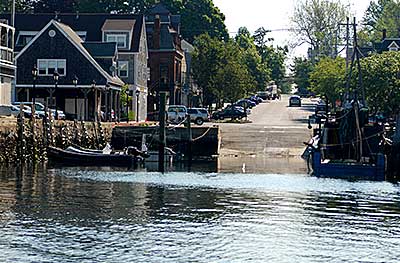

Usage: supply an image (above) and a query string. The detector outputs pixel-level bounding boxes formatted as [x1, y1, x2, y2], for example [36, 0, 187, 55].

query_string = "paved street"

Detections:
[217, 95, 317, 174]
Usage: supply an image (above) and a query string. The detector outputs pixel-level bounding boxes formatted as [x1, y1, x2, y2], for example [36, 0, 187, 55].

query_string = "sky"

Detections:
[213, 0, 371, 57]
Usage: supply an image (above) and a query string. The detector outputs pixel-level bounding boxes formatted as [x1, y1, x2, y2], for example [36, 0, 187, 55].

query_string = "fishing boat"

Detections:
[302, 18, 387, 181]
[47, 145, 142, 167]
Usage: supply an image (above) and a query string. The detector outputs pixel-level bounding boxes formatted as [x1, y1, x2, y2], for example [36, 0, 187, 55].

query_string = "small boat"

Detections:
[47, 146, 141, 167]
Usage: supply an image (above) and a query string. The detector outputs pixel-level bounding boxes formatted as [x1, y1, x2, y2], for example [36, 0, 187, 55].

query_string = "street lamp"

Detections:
[73, 75, 79, 120]
[135, 89, 140, 122]
[125, 89, 130, 123]
[31, 65, 38, 114]
[53, 70, 59, 120]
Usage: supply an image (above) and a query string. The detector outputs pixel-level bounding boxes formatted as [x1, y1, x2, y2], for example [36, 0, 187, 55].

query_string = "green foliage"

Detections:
[20, 0, 228, 44]
[192, 34, 255, 106]
[291, 0, 348, 60]
[235, 27, 271, 92]
[292, 57, 314, 93]
[360, 52, 400, 115]
[309, 57, 346, 103]
[253, 27, 286, 85]
[180, 0, 229, 42]
[360, 0, 400, 43]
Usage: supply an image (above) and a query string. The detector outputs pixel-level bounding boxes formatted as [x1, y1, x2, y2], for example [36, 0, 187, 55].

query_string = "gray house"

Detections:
[1, 13, 149, 122]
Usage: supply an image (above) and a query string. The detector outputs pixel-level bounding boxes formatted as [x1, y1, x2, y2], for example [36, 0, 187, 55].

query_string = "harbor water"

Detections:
[1, 165, 400, 263]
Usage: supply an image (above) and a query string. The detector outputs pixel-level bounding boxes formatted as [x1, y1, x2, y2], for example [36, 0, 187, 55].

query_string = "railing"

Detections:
[0, 46, 13, 64]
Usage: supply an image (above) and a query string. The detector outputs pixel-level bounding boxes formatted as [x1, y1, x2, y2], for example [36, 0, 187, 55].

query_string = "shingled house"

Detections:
[1, 13, 149, 121]
[0, 19, 15, 105]
[146, 4, 184, 113]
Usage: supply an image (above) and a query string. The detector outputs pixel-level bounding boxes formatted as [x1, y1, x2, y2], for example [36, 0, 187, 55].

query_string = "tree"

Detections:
[179, 0, 229, 42]
[291, 0, 348, 60]
[192, 34, 255, 107]
[309, 57, 346, 104]
[292, 57, 314, 94]
[252, 27, 286, 86]
[235, 27, 270, 92]
[363, 0, 393, 30]
[360, 51, 400, 116]
[33, 0, 76, 13]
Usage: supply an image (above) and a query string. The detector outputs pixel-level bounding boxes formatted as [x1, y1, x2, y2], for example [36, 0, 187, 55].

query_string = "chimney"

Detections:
[154, 15, 161, 49]
[382, 29, 387, 40]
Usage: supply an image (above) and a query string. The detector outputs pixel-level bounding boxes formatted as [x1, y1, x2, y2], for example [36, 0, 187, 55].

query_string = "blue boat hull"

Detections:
[312, 152, 386, 181]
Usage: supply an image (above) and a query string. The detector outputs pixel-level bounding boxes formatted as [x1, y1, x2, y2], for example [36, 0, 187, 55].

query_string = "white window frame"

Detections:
[37, 59, 67, 76]
[16, 31, 38, 46]
[388, 41, 399, 52]
[118, 61, 129, 78]
[106, 34, 127, 48]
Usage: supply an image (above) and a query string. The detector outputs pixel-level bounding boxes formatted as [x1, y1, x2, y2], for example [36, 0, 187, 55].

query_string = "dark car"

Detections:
[248, 95, 263, 104]
[212, 107, 246, 120]
[235, 99, 256, 109]
[315, 103, 328, 115]
[289, 95, 301, 107]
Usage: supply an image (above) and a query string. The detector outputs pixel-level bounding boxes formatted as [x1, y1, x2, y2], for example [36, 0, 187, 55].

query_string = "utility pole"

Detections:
[11, 0, 15, 27]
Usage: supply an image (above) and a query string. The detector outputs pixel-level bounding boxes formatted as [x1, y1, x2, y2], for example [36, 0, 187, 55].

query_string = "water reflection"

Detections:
[1, 165, 400, 262]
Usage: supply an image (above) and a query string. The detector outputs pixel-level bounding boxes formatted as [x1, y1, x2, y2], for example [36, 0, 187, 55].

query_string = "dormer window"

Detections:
[16, 31, 38, 46]
[105, 33, 127, 48]
[388, 41, 399, 51]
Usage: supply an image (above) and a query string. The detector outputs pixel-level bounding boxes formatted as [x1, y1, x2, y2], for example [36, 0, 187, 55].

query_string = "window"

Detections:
[106, 34, 127, 48]
[37, 59, 67, 76]
[16, 32, 38, 46]
[388, 41, 399, 52]
[118, 61, 129, 78]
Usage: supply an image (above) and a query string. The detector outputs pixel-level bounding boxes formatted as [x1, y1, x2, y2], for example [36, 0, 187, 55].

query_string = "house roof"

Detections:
[0, 13, 145, 53]
[83, 42, 117, 57]
[102, 19, 136, 31]
[16, 19, 123, 87]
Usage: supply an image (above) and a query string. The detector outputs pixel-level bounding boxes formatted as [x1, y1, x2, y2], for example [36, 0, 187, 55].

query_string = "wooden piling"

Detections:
[159, 92, 166, 173]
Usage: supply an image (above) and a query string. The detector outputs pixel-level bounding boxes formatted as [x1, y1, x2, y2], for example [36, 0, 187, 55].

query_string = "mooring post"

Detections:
[186, 113, 192, 170]
[158, 92, 167, 173]
[17, 103, 25, 162]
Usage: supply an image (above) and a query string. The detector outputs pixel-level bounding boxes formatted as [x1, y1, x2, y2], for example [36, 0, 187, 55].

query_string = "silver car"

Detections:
[187, 108, 210, 125]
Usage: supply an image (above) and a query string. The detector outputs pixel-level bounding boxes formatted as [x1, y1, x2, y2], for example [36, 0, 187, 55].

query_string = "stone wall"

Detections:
[0, 117, 113, 164]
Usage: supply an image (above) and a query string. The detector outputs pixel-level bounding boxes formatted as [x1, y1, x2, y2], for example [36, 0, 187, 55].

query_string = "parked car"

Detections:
[256, 91, 269, 100]
[225, 105, 251, 115]
[0, 104, 21, 117]
[12, 104, 41, 118]
[187, 108, 210, 125]
[289, 95, 301, 107]
[212, 107, 247, 120]
[235, 99, 256, 109]
[249, 95, 263, 104]
[13, 102, 66, 120]
[167, 105, 187, 124]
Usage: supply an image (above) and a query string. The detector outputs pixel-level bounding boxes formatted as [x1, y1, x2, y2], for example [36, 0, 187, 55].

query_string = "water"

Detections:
[1, 165, 400, 263]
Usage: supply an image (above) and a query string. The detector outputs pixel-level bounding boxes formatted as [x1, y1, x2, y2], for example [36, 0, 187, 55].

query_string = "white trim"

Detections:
[15, 22, 53, 60]
[118, 61, 129, 78]
[16, 84, 121, 91]
[37, 59, 67, 76]
[106, 34, 127, 48]
[52, 21, 124, 86]
[388, 41, 399, 51]
[15, 20, 124, 87]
